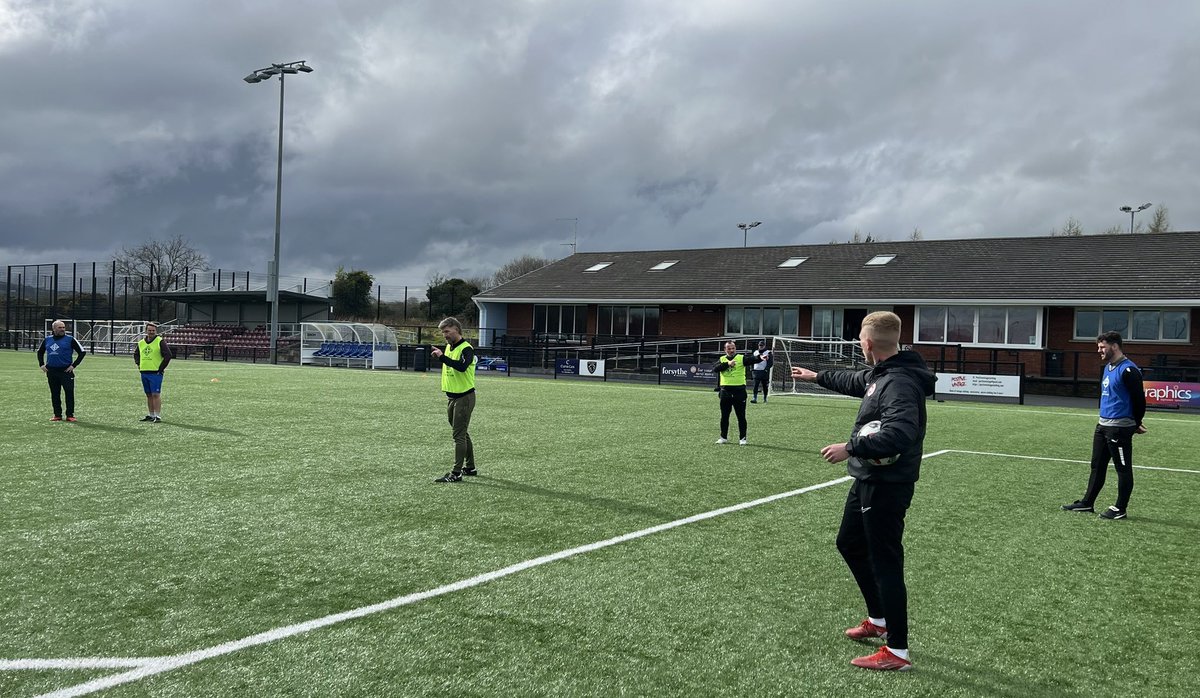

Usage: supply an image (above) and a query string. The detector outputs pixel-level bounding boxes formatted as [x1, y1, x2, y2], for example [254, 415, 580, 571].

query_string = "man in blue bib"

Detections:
[37, 320, 86, 422]
[1061, 331, 1146, 520]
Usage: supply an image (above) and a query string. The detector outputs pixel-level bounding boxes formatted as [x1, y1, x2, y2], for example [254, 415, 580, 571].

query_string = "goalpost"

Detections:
[769, 337, 867, 397]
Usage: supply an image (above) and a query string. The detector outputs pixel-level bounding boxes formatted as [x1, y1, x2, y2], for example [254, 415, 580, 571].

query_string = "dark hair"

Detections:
[1097, 331, 1123, 347]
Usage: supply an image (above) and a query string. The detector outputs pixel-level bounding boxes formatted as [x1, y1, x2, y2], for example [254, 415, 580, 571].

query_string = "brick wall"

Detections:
[660, 305, 725, 337]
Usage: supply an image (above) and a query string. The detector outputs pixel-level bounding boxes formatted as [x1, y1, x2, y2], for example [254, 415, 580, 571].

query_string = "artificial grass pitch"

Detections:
[0, 351, 1196, 696]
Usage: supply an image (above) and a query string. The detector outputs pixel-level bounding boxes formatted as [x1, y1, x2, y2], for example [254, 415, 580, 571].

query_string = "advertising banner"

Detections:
[1144, 381, 1200, 409]
[935, 372, 1022, 399]
[660, 363, 718, 384]
[556, 358, 605, 377]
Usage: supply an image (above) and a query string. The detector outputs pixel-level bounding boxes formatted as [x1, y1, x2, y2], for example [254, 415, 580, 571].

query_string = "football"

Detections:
[856, 420, 899, 465]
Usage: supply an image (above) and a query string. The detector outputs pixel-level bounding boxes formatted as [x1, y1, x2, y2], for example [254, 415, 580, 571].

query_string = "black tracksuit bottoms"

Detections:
[46, 367, 76, 418]
[718, 385, 748, 439]
[836, 478, 915, 650]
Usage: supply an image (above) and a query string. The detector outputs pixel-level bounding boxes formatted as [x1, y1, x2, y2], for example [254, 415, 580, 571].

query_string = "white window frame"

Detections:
[778, 257, 808, 268]
[649, 261, 678, 271]
[583, 262, 612, 272]
[726, 306, 800, 336]
[914, 305, 1044, 348]
[865, 254, 896, 266]
[1073, 307, 1191, 343]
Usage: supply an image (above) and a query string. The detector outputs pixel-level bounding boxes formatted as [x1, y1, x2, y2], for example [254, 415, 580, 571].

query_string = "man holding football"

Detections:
[792, 311, 936, 672]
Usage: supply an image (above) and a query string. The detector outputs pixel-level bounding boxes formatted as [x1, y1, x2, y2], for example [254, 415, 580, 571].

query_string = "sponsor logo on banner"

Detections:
[1144, 381, 1200, 408]
[935, 372, 1021, 399]
[555, 358, 578, 375]
[579, 359, 606, 377]
[660, 363, 718, 383]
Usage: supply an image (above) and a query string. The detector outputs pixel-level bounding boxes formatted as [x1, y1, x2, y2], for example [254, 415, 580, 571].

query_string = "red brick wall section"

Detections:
[508, 304, 533, 334]
[661, 305, 725, 337]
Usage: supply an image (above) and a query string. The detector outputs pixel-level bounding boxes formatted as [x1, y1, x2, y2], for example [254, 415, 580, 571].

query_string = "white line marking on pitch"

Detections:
[11, 467, 882, 698]
[948, 449, 1200, 474]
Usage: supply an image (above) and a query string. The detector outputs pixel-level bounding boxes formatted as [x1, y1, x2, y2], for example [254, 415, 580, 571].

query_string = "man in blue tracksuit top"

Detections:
[1061, 331, 1146, 520]
[36, 320, 86, 422]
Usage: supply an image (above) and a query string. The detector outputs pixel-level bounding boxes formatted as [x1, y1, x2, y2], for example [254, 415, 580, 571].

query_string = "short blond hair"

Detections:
[438, 317, 462, 332]
[861, 311, 901, 348]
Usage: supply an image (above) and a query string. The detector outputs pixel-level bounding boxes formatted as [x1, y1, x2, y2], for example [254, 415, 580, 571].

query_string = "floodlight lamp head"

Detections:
[1119, 206, 1133, 213]
[243, 74, 262, 83]
[297, 64, 314, 73]
[281, 67, 299, 74]
[751, 221, 762, 227]
[1139, 203, 1152, 211]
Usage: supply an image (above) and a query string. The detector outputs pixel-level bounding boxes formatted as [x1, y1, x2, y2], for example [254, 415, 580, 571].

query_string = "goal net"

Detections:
[768, 337, 867, 397]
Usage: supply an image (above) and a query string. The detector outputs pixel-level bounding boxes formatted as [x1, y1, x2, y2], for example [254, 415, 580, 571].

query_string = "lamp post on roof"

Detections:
[1118, 203, 1151, 235]
[243, 60, 313, 364]
[737, 221, 762, 248]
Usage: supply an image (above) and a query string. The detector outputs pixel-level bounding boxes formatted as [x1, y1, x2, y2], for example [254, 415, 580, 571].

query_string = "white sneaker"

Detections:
[716, 437, 729, 444]
[739, 438, 748, 446]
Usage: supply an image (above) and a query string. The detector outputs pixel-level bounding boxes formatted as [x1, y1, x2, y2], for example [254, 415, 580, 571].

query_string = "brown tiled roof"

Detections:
[476, 232, 1200, 305]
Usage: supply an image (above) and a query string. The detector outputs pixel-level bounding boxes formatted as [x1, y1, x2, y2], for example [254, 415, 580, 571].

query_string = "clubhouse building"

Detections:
[474, 231, 1200, 388]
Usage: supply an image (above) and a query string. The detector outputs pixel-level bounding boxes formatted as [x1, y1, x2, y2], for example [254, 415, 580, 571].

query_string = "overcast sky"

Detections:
[2, 0, 1197, 287]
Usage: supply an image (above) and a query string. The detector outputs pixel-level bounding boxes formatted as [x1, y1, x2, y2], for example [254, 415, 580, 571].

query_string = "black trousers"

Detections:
[1083, 424, 1135, 509]
[752, 370, 770, 400]
[718, 385, 748, 439]
[836, 479, 915, 650]
[46, 367, 76, 418]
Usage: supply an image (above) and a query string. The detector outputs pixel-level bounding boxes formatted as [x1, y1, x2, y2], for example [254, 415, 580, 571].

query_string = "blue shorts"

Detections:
[141, 372, 164, 394]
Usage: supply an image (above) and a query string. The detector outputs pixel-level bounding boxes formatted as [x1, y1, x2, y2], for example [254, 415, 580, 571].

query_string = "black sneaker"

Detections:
[1099, 506, 1127, 520]
[434, 471, 463, 483]
[1061, 500, 1094, 513]
[151, 416, 162, 423]
[140, 415, 154, 422]
[462, 468, 479, 476]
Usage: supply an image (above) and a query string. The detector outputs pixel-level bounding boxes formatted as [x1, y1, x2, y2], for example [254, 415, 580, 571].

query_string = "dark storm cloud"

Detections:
[2, 0, 1198, 285]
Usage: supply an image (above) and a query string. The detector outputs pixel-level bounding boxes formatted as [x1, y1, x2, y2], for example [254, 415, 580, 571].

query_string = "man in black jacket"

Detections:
[793, 311, 936, 672]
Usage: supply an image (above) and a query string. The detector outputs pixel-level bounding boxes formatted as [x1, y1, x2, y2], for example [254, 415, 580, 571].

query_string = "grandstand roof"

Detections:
[142, 289, 330, 304]
[475, 231, 1200, 306]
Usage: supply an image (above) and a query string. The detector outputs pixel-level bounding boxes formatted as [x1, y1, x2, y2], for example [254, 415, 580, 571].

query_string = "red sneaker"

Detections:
[66, 417, 77, 422]
[50, 416, 63, 422]
[851, 646, 912, 671]
[845, 619, 888, 641]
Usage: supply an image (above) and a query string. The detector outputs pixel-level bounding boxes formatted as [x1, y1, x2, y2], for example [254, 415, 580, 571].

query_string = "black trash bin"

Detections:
[413, 345, 428, 372]
[1044, 351, 1064, 377]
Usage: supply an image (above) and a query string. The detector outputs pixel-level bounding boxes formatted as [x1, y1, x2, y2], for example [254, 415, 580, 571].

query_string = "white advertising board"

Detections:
[935, 372, 1021, 399]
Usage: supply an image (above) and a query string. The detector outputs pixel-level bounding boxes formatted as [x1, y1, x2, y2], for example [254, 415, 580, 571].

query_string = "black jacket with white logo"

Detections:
[817, 350, 937, 483]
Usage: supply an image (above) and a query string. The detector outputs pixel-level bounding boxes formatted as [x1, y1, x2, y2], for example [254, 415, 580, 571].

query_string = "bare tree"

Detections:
[491, 254, 553, 288]
[908, 227, 923, 241]
[116, 235, 208, 290]
[1097, 224, 1126, 235]
[1146, 204, 1171, 233]
[1052, 217, 1084, 237]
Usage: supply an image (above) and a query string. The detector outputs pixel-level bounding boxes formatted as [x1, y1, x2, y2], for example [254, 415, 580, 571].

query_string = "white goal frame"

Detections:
[769, 336, 867, 397]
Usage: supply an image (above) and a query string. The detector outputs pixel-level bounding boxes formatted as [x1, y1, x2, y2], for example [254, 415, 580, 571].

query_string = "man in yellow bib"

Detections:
[134, 322, 173, 423]
[714, 340, 750, 445]
[431, 317, 478, 482]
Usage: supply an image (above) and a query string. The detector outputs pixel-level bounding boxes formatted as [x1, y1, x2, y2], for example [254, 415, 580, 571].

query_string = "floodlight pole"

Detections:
[245, 60, 313, 364]
[1119, 202, 1152, 235]
[737, 221, 762, 247]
